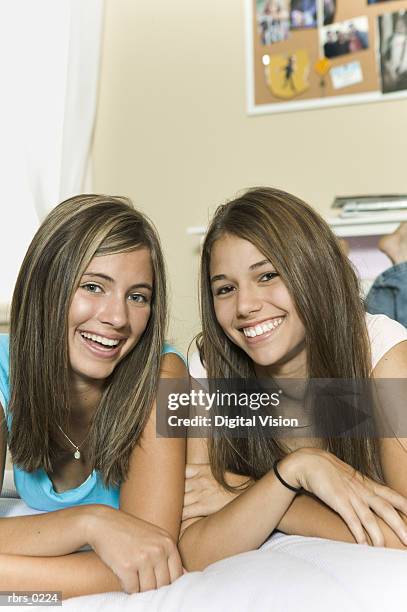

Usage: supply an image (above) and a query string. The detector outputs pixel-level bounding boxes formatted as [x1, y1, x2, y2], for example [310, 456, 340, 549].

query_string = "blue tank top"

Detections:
[0, 334, 183, 512]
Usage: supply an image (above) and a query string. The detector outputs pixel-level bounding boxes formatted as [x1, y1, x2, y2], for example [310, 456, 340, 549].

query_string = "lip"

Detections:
[238, 316, 285, 331]
[78, 329, 128, 341]
[77, 330, 125, 359]
[240, 316, 285, 345]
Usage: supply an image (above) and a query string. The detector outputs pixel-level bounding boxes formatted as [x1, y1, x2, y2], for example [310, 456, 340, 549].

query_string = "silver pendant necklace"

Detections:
[57, 425, 90, 460]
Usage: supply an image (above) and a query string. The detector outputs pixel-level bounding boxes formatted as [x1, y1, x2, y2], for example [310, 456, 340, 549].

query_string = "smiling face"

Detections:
[68, 248, 153, 387]
[210, 233, 307, 377]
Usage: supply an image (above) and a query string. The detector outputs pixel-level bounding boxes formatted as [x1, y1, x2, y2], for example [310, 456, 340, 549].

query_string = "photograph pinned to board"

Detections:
[321, 16, 369, 59]
[330, 61, 363, 89]
[256, 0, 290, 45]
[290, 0, 317, 29]
[262, 49, 310, 98]
[379, 10, 407, 93]
[246, 0, 407, 114]
[323, 0, 336, 26]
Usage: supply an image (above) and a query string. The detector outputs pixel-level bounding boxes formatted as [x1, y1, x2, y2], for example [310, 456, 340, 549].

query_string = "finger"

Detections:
[369, 497, 407, 545]
[185, 464, 201, 478]
[336, 501, 368, 544]
[184, 479, 196, 493]
[350, 495, 384, 547]
[138, 566, 157, 593]
[167, 550, 183, 583]
[372, 483, 407, 517]
[182, 502, 205, 521]
[183, 491, 199, 507]
[121, 571, 140, 595]
[154, 559, 171, 589]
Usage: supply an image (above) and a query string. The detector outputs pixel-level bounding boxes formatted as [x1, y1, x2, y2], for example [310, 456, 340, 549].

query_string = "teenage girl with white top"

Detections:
[179, 187, 407, 570]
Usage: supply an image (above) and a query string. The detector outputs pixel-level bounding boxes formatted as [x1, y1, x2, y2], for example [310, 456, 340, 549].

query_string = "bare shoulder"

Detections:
[372, 340, 407, 495]
[372, 339, 407, 377]
[160, 352, 187, 378]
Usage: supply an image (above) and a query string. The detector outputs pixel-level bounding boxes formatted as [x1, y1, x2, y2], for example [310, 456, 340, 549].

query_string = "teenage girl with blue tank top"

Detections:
[0, 195, 186, 598]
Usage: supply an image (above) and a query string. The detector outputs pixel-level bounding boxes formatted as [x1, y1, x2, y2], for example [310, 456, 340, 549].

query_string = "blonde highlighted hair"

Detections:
[9, 194, 166, 486]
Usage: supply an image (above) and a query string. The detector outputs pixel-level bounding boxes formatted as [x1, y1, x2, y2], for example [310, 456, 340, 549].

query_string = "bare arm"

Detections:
[114, 352, 186, 592]
[0, 406, 122, 598]
[179, 463, 296, 571]
[180, 441, 320, 570]
[0, 503, 182, 599]
[119, 353, 186, 541]
[271, 341, 407, 543]
[0, 353, 186, 596]
[182, 459, 356, 544]
[0, 407, 93, 557]
[180, 437, 407, 570]
[0, 551, 120, 599]
[269, 346, 402, 545]
[278, 494, 407, 549]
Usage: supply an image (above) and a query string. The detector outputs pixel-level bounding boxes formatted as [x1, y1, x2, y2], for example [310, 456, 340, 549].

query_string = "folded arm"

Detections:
[0, 551, 120, 599]
[180, 435, 407, 570]
[280, 342, 407, 543]
[0, 353, 187, 596]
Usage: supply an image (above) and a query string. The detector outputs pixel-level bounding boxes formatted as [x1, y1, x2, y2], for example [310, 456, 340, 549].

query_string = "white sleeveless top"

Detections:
[366, 313, 407, 371]
[189, 313, 407, 377]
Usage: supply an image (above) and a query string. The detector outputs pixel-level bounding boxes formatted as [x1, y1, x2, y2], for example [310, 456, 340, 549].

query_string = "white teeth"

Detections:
[243, 318, 283, 338]
[80, 332, 120, 347]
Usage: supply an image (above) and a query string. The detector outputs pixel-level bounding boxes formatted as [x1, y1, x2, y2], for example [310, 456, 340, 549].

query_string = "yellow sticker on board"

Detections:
[315, 57, 331, 77]
[265, 50, 310, 99]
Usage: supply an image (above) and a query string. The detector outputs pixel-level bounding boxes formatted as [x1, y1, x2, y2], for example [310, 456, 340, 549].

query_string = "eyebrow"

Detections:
[82, 272, 153, 291]
[210, 260, 270, 284]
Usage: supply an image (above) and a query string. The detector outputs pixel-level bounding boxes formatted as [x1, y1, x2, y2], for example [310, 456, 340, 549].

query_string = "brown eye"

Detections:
[215, 285, 235, 296]
[259, 272, 279, 282]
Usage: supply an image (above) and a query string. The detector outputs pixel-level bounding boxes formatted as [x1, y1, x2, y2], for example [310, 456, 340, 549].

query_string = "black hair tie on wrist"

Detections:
[273, 460, 302, 494]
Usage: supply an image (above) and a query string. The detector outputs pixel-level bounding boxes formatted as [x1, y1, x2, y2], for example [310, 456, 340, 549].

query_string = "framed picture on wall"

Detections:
[245, 0, 407, 114]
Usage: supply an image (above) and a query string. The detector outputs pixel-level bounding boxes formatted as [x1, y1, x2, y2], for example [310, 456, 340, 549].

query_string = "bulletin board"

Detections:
[246, 0, 407, 114]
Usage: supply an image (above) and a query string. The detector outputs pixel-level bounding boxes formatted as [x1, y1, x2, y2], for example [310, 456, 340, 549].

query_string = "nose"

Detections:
[98, 293, 128, 329]
[235, 286, 262, 319]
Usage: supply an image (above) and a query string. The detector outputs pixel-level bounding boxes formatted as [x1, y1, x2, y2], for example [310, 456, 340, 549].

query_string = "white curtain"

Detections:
[0, 0, 104, 316]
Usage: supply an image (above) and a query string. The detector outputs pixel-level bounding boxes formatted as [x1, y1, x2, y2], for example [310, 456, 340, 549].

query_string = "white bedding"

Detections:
[56, 535, 407, 612]
[2, 474, 407, 611]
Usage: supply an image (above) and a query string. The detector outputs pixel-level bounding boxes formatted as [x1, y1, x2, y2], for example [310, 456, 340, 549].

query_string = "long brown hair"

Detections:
[198, 187, 382, 486]
[9, 194, 167, 486]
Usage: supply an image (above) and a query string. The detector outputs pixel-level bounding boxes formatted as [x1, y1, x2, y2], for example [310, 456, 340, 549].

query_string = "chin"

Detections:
[250, 355, 278, 368]
[71, 363, 116, 383]
[246, 346, 283, 368]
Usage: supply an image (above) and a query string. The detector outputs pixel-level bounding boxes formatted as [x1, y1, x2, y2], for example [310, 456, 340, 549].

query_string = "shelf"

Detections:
[327, 212, 407, 238]
[188, 212, 407, 240]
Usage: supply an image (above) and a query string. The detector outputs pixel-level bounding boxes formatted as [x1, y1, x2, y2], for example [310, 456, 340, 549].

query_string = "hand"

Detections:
[86, 506, 183, 593]
[280, 448, 407, 547]
[183, 464, 251, 521]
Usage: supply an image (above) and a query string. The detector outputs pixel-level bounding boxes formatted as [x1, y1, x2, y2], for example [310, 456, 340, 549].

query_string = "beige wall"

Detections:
[92, 0, 407, 353]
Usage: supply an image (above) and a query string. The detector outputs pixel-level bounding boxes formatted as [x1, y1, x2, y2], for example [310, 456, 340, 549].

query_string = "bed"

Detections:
[1, 470, 407, 611]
